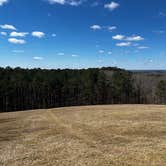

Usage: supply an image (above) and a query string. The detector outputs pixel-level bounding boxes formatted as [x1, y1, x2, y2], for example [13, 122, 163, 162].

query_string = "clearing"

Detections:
[0, 105, 166, 166]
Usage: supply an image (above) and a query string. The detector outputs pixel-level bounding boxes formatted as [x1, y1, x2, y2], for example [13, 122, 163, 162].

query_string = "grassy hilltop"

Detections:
[1, 105, 166, 166]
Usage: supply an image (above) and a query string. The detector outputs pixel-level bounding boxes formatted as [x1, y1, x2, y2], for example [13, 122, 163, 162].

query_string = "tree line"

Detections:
[0, 67, 165, 112]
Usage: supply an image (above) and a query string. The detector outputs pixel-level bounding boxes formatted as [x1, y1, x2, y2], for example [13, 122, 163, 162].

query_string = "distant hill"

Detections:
[130, 70, 166, 73]
[131, 70, 166, 104]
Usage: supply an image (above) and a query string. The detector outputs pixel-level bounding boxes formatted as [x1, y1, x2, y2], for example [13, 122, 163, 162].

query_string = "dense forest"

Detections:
[0, 67, 166, 112]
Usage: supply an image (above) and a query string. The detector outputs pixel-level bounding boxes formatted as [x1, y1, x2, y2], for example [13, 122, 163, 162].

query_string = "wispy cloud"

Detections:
[57, 52, 65, 55]
[8, 38, 26, 44]
[0, 24, 16, 30]
[108, 26, 117, 31]
[113, 34, 144, 41]
[125, 36, 144, 41]
[108, 51, 112, 55]
[98, 59, 103, 63]
[116, 42, 131, 47]
[52, 33, 56, 37]
[99, 50, 104, 54]
[91, 25, 117, 32]
[0, 0, 8, 6]
[33, 56, 44, 60]
[144, 59, 153, 65]
[159, 12, 166, 17]
[137, 46, 149, 49]
[69, 0, 83, 6]
[0, 31, 7, 36]
[12, 50, 25, 53]
[104, 1, 119, 11]
[48, 0, 85, 6]
[152, 30, 165, 34]
[91, 1, 99, 7]
[48, 0, 65, 5]
[32, 31, 45, 38]
[72, 54, 78, 57]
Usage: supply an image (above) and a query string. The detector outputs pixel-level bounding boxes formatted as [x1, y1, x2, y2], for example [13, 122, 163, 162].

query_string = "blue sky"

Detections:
[0, 0, 166, 69]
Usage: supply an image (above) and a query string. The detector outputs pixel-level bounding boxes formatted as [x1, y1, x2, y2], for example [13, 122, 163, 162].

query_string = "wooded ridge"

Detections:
[0, 67, 166, 112]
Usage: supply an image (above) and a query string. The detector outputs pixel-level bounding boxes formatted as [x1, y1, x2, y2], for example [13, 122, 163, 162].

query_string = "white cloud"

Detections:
[134, 50, 139, 53]
[108, 26, 117, 31]
[12, 50, 25, 53]
[48, 0, 84, 6]
[133, 43, 139, 46]
[90, 25, 102, 30]
[125, 36, 144, 41]
[104, 1, 119, 11]
[72, 54, 78, 57]
[33, 56, 44, 60]
[91, 1, 99, 7]
[91, 25, 117, 31]
[116, 42, 131, 47]
[99, 50, 104, 54]
[98, 59, 103, 63]
[149, 59, 153, 63]
[152, 30, 165, 34]
[108, 51, 112, 55]
[32, 31, 45, 38]
[113, 34, 144, 42]
[10, 31, 28, 37]
[57, 52, 65, 55]
[137, 46, 149, 49]
[0, 31, 7, 36]
[144, 59, 153, 65]
[52, 33, 56, 37]
[48, 0, 65, 5]
[159, 12, 166, 17]
[8, 38, 26, 44]
[69, 0, 83, 6]
[0, 0, 8, 6]
[0, 24, 16, 30]
[112, 34, 125, 40]
[48, 13, 51, 17]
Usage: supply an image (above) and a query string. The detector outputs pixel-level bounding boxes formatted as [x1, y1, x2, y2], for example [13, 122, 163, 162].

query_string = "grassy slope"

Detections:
[0, 105, 166, 166]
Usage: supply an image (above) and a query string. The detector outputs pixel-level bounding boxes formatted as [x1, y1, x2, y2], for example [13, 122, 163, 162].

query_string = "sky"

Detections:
[0, 0, 166, 69]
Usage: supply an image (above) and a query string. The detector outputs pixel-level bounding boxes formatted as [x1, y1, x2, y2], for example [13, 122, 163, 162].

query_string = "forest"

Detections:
[0, 67, 166, 112]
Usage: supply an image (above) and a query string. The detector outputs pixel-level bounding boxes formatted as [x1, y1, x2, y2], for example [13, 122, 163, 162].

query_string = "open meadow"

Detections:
[1, 105, 166, 166]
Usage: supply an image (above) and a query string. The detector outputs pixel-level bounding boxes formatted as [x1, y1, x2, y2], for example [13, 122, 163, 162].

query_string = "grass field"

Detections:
[0, 105, 166, 166]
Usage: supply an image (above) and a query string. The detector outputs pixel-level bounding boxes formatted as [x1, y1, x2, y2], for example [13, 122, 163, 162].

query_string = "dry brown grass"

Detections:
[0, 105, 166, 166]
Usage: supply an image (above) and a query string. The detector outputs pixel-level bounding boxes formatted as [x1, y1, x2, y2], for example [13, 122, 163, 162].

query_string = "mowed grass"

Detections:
[0, 105, 166, 166]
